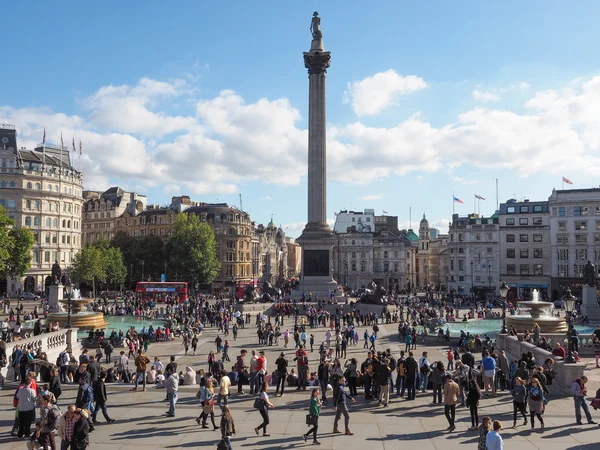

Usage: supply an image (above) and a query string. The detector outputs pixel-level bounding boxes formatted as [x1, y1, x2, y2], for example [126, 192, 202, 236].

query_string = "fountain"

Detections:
[46, 288, 108, 330]
[505, 289, 567, 333]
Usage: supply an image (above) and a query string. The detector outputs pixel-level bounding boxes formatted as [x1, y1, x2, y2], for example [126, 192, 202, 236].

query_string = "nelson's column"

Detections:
[297, 12, 338, 296]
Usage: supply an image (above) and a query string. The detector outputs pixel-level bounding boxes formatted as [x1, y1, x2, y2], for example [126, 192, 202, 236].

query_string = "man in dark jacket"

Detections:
[86, 358, 101, 383]
[318, 358, 330, 403]
[274, 352, 288, 396]
[404, 351, 418, 400]
[361, 353, 373, 400]
[92, 372, 115, 424]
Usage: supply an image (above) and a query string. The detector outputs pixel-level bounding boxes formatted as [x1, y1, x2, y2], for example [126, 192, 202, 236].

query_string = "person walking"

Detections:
[481, 350, 496, 395]
[303, 387, 322, 445]
[92, 372, 115, 424]
[485, 420, 504, 450]
[572, 375, 597, 425]
[133, 350, 150, 391]
[528, 378, 545, 431]
[71, 409, 90, 450]
[332, 376, 355, 435]
[466, 379, 481, 430]
[39, 393, 61, 449]
[442, 374, 459, 432]
[418, 352, 431, 393]
[164, 368, 179, 417]
[236, 349, 247, 395]
[117, 351, 130, 384]
[196, 377, 218, 430]
[254, 381, 275, 437]
[219, 405, 235, 450]
[511, 377, 528, 427]
[217, 369, 231, 409]
[57, 404, 77, 450]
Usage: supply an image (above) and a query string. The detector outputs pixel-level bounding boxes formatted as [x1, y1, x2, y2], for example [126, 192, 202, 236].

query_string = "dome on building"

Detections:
[267, 214, 275, 229]
[420, 213, 429, 228]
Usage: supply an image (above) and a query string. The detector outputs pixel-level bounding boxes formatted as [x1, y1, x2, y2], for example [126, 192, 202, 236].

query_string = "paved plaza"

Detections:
[2, 310, 600, 449]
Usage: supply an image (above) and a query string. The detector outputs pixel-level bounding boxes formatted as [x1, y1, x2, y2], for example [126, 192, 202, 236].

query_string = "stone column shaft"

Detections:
[307, 72, 327, 226]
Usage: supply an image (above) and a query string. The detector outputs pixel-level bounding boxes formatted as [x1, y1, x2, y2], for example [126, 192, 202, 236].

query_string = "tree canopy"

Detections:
[0, 206, 34, 279]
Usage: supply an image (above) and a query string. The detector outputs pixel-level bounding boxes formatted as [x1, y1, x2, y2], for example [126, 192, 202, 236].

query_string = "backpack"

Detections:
[397, 360, 406, 377]
[46, 406, 61, 430]
[420, 363, 431, 375]
[388, 356, 397, 371]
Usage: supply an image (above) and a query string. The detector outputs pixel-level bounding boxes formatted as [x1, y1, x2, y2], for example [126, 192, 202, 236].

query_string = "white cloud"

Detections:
[344, 70, 428, 116]
[264, 196, 272, 201]
[472, 89, 501, 103]
[472, 81, 531, 104]
[452, 177, 479, 185]
[359, 195, 382, 201]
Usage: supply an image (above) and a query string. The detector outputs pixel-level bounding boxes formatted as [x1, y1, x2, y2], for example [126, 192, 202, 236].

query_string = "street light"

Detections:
[65, 281, 73, 329]
[407, 263, 411, 292]
[470, 260, 474, 299]
[141, 261, 145, 282]
[562, 287, 577, 364]
[488, 263, 492, 288]
[499, 280, 509, 334]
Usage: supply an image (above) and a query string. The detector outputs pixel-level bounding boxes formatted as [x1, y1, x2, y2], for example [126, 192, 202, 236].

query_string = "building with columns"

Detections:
[0, 125, 83, 294]
[254, 218, 288, 285]
[416, 214, 450, 291]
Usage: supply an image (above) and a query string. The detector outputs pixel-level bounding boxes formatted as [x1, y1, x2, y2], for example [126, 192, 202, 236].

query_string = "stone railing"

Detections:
[517, 333, 596, 357]
[496, 333, 585, 396]
[1, 328, 80, 381]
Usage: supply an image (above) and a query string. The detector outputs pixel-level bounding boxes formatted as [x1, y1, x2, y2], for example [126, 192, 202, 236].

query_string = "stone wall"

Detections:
[1, 328, 81, 380]
[496, 333, 585, 396]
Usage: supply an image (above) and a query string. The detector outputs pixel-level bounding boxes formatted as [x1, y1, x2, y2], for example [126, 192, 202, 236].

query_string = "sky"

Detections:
[2, 1, 600, 237]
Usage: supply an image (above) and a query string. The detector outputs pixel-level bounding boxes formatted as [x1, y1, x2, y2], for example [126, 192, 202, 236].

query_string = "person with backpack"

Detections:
[92, 372, 115, 424]
[395, 351, 407, 397]
[104, 342, 114, 365]
[133, 350, 150, 391]
[418, 352, 431, 393]
[254, 381, 275, 437]
[39, 393, 61, 449]
[57, 349, 71, 384]
[466, 379, 482, 430]
[75, 374, 95, 431]
[385, 349, 397, 394]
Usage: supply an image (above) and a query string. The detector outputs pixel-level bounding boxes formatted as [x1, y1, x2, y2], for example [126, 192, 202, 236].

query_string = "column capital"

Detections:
[303, 51, 331, 75]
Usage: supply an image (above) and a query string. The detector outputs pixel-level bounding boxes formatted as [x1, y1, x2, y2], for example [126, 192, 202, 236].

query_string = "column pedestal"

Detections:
[580, 285, 600, 321]
[48, 284, 64, 313]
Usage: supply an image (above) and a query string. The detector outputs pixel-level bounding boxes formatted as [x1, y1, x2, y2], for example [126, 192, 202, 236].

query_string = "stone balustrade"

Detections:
[1, 328, 80, 381]
[496, 333, 585, 396]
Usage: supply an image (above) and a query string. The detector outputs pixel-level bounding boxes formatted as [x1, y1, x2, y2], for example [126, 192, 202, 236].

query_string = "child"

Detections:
[478, 416, 492, 450]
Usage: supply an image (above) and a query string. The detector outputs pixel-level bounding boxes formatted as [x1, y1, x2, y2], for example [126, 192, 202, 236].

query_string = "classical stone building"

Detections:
[114, 196, 253, 290]
[498, 199, 551, 300]
[416, 214, 450, 291]
[286, 237, 302, 278]
[254, 218, 287, 285]
[548, 188, 600, 300]
[0, 125, 83, 294]
[446, 212, 500, 298]
[82, 187, 146, 245]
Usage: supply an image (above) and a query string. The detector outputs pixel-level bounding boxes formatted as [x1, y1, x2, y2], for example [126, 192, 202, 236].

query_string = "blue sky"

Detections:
[3, 1, 600, 236]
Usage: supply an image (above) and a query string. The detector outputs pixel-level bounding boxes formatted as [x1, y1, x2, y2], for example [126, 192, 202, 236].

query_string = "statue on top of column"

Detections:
[583, 260, 597, 287]
[310, 12, 322, 40]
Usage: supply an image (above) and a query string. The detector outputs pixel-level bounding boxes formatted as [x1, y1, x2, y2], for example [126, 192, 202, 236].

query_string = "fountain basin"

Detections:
[505, 295, 567, 333]
[46, 311, 108, 330]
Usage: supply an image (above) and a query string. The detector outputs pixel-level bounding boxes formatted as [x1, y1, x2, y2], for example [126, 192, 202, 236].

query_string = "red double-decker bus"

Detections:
[135, 282, 188, 303]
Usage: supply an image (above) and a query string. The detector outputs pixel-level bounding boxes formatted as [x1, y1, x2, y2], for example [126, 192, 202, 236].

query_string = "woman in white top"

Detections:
[254, 381, 275, 437]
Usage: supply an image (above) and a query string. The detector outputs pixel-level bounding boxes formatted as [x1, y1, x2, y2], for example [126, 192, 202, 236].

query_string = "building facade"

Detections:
[114, 197, 254, 290]
[82, 187, 146, 245]
[548, 188, 600, 300]
[447, 213, 500, 298]
[286, 237, 302, 278]
[498, 199, 551, 300]
[333, 209, 375, 233]
[254, 218, 287, 285]
[417, 214, 450, 291]
[0, 125, 84, 294]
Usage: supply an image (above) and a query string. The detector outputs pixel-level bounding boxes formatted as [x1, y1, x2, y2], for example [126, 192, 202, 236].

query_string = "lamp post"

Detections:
[141, 261, 145, 282]
[562, 287, 576, 364]
[344, 261, 348, 287]
[164, 261, 167, 281]
[499, 280, 509, 334]
[65, 282, 73, 329]
[470, 260, 474, 299]
[488, 263, 492, 289]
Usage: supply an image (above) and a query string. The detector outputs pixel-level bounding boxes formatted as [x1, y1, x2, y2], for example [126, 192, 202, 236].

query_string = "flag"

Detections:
[383, 209, 388, 214]
[475, 194, 486, 200]
[453, 196, 463, 204]
[42, 128, 46, 145]
[562, 176, 573, 185]
[72, 137, 76, 154]
[79, 140, 82, 156]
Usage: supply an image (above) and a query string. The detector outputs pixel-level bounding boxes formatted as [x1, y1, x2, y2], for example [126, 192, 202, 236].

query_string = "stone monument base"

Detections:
[300, 276, 339, 298]
[48, 284, 64, 313]
[580, 285, 600, 321]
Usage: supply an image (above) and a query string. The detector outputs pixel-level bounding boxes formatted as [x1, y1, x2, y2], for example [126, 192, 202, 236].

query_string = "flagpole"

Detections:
[562, 178, 564, 190]
[452, 192, 455, 215]
[473, 194, 476, 215]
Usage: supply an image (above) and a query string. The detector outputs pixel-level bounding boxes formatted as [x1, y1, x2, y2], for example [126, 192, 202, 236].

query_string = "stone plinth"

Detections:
[580, 285, 600, 321]
[47, 284, 63, 313]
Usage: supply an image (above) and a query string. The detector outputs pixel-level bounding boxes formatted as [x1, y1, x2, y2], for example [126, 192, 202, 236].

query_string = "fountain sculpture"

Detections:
[505, 289, 567, 333]
[47, 288, 108, 330]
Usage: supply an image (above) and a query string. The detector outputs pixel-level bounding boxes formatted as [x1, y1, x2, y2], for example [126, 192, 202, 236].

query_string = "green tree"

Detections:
[103, 246, 127, 288]
[71, 245, 105, 297]
[167, 214, 220, 286]
[0, 206, 35, 280]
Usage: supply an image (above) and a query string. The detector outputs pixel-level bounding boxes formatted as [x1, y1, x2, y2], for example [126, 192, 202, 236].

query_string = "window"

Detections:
[487, 233, 493, 240]
[533, 205, 543, 212]
[366, 217, 370, 222]
[35, 183, 41, 190]
[533, 217, 542, 225]
[458, 276, 464, 282]
[576, 248, 587, 260]
[595, 234, 600, 243]
[558, 264, 568, 277]
[45, 218, 51, 227]
[575, 234, 587, 244]
[53, 218, 58, 228]
[458, 247, 464, 254]
[558, 221, 567, 231]
[26, 182, 32, 189]
[575, 221, 587, 231]
[534, 264, 543, 275]
[506, 218, 515, 226]
[458, 260, 465, 271]
[558, 207, 566, 216]
[558, 248, 569, 260]
[520, 264, 529, 275]
[507, 264, 516, 275]
[595, 249, 600, 261]
[450, 260, 454, 271]
[574, 206, 588, 216]
[487, 247, 493, 253]
[520, 234, 528, 242]
[533, 234, 542, 242]
[557, 235, 568, 244]
[33, 217, 39, 226]
[596, 206, 600, 215]
[506, 234, 515, 242]
[25, 200, 31, 209]
[360, 262, 365, 272]
[352, 217, 355, 222]
[507, 206, 516, 213]
[520, 206, 529, 213]
[47, 184, 52, 191]
[351, 240, 355, 245]
[351, 252, 356, 259]
[52, 234, 57, 244]
[458, 233, 464, 242]
[7, 199, 15, 209]
[61, 235, 65, 244]
[533, 249, 543, 258]
[384, 251, 388, 259]
[24, 217, 31, 226]
[351, 262, 356, 272]
[506, 249, 515, 258]
[519, 218, 528, 225]
[520, 249, 529, 258]
[32, 251, 39, 263]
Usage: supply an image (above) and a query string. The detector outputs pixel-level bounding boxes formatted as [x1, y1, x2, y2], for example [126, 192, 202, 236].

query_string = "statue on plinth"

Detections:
[51, 261, 62, 285]
[583, 260, 597, 287]
[310, 12, 322, 40]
